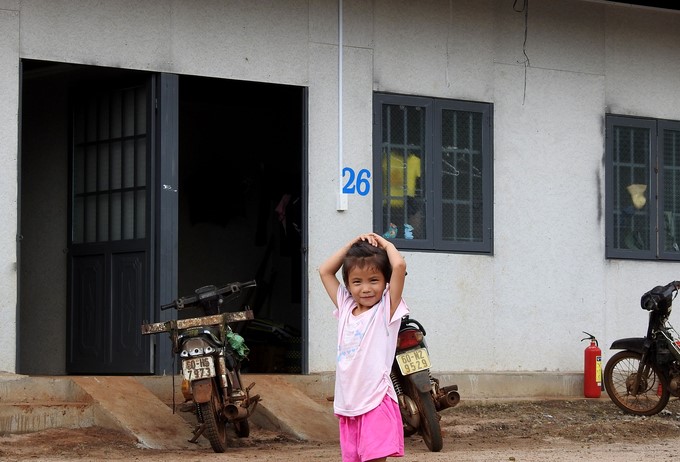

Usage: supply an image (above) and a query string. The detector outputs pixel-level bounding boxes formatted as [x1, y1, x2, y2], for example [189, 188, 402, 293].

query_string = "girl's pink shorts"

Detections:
[337, 394, 404, 462]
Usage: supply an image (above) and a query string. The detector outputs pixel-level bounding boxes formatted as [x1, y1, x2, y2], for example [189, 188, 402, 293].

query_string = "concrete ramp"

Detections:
[71, 376, 195, 450]
[0, 373, 338, 446]
[247, 374, 338, 442]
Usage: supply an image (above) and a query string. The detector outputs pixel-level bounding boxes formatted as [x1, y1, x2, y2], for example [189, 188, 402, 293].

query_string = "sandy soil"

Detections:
[3, 398, 680, 461]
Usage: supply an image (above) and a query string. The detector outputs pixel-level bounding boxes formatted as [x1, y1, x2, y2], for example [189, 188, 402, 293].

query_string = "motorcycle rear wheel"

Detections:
[604, 350, 670, 416]
[198, 382, 229, 453]
[407, 380, 443, 452]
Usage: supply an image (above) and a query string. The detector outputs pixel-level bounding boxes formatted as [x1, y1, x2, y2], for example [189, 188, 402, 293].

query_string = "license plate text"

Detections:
[182, 356, 216, 381]
[397, 348, 431, 375]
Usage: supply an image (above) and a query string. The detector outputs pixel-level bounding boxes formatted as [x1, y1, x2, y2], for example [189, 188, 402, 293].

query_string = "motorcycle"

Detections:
[141, 280, 260, 453]
[391, 315, 460, 452]
[604, 280, 680, 416]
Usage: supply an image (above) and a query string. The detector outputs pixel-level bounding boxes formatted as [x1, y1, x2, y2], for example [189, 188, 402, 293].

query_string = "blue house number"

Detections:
[342, 168, 371, 196]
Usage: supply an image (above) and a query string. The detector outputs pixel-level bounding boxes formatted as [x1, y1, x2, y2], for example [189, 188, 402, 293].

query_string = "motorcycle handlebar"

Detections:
[160, 280, 257, 311]
[640, 280, 680, 312]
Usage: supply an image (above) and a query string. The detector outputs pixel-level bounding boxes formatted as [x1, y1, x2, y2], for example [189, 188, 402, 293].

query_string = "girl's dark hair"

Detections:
[342, 241, 392, 285]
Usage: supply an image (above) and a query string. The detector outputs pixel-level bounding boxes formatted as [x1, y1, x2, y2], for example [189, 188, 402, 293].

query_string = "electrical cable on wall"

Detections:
[513, 0, 530, 105]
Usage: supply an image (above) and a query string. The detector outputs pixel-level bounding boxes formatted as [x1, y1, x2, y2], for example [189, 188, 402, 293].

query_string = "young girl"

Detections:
[319, 232, 408, 462]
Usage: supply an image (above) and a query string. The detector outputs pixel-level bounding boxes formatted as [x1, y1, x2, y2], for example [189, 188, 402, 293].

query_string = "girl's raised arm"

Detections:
[372, 234, 406, 318]
[319, 238, 356, 307]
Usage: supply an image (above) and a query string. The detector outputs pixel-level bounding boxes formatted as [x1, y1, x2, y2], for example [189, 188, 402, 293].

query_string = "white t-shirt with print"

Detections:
[332, 284, 409, 417]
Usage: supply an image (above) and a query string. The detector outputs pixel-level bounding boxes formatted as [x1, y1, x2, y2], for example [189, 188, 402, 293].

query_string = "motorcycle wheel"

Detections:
[604, 350, 670, 416]
[234, 419, 250, 437]
[407, 380, 443, 452]
[197, 382, 229, 453]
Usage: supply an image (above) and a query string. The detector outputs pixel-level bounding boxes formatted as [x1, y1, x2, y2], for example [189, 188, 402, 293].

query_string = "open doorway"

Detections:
[177, 76, 305, 373]
[19, 60, 306, 375]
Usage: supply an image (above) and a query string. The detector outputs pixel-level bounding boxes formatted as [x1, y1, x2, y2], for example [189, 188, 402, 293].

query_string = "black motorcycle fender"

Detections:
[192, 378, 213, 403]
[407, 370, 432, 393]
[610, 337, 647, 354]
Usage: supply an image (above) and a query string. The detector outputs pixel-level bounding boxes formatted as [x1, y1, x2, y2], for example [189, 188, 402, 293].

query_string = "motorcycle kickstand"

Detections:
[189, 423, 206, 444]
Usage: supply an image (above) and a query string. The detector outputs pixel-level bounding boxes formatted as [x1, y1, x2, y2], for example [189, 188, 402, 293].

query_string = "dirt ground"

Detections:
[3, 398, 680, 462]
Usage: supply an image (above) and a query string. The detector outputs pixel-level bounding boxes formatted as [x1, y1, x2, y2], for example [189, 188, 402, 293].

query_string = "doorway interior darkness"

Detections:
[178, 75, 305, 374]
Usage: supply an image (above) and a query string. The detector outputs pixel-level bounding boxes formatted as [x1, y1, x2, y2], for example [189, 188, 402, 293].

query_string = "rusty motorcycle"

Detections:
[141, 280, 259, 452]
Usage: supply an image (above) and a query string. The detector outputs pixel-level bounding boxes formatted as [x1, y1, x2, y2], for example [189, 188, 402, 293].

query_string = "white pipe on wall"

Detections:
[337, 0, 348, 210]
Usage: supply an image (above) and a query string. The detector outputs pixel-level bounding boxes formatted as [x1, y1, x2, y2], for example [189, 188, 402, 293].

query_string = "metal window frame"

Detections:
[658, 119, 680, 260]
[605, 114, 674, 260]
[434, 99, 493, 253]
[373, 92, 493, 254]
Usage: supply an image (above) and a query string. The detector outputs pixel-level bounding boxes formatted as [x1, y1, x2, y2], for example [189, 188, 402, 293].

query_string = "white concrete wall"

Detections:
[0, 2, 20, 373]
[1, 0, 679, 375]
[310, 0, 680, 374]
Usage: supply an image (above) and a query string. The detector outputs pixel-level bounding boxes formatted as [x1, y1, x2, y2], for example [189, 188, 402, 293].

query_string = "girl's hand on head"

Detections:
[357, 233, 379, 247]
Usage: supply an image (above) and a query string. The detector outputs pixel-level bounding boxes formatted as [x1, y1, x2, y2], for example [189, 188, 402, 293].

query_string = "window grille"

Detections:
[72, 85, 148, 244]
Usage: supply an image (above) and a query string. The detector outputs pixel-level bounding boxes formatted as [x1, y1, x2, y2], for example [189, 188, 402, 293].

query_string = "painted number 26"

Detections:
[342, 168, 371, 196]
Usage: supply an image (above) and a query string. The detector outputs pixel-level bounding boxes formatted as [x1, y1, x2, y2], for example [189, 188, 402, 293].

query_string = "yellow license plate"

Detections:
[182, 356, 216, 381]
[396, 348, 431, 375]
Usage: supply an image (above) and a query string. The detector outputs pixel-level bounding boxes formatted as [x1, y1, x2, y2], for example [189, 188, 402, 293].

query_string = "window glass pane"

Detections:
[123, 139, 135, 188]
[85, 100, 97, 142]
[111, 192, 121, 241]
[73, 196, 84, 243]
[136, 137, 146, 187]
[612, 125, 651, 251]
[110, 141, 122, 189]
[663, 128, 680, 252]
[74, 105, 85, 144]
[85, 145, 97, 193]
[135, 87, 146, 135]
[136, 190, 146, 239]
[111, 91, 122, 139]
[123, 88, 135, 137]
[74, 146, 85, 195]
[98, 194, 109, 242]
[98, 143, 109, 191]
[380, 104, 426, 240]
[440, 110, 483, 242]
[85, 195, 96, 243]
[123, 190, 134, 240]
[98, 95, 110, 140]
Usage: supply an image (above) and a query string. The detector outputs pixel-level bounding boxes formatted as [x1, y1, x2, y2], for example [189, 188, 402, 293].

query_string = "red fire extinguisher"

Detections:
[581, 331, 602, 398]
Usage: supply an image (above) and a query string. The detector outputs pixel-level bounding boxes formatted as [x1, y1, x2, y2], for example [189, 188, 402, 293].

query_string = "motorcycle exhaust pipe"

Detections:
[437, 385, 460, 410]
[224, 403, 249, 420]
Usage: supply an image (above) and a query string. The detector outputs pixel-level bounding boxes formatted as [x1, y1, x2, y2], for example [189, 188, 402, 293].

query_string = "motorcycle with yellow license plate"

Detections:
[141, 280, 259, 453]
[391, 315, 460, 452]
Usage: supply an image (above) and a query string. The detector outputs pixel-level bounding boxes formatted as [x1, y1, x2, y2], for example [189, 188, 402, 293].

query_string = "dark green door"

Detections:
[67, 77, 153, 374]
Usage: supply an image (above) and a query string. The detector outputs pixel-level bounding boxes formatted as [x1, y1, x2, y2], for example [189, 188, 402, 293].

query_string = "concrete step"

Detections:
[0, 375, 95, 433]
